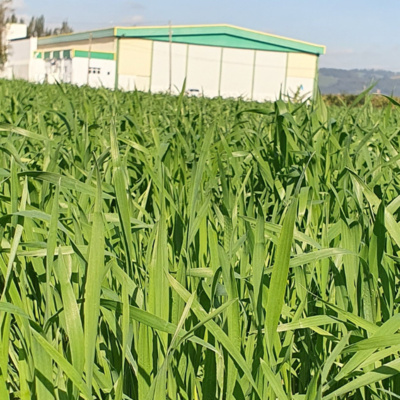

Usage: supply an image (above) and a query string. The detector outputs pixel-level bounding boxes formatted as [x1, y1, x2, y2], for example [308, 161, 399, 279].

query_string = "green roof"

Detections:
[38, 24, 325, 55]
[38, 27, 115, 45]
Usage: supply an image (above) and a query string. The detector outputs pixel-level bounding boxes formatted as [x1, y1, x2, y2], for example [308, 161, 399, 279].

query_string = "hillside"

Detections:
[319, 68, 400, 96]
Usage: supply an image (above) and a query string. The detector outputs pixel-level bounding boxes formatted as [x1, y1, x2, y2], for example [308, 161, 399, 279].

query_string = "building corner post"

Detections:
[114, 37, 120, 90]
[313, 55, 319, 100]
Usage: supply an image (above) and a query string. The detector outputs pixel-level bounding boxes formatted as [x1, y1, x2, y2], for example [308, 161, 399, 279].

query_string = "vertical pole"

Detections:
[149, 40, 154, 93]
[313, 55, 319, 100]
[114, 37, 120, 90]
[283, 52, 289, 99]
[184, 43, 189, 82]
[87, 33, 92, 86]
[250, 50, 257, 101]
[218, 47, 224, 97]
[168, 21, 172, 93]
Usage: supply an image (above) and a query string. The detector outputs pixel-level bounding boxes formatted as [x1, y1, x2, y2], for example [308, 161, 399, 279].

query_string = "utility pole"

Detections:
[168, 21, 172, 93]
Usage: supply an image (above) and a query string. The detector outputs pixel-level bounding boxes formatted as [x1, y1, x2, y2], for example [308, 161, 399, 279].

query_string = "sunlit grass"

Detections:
[1, 79, 400, 399]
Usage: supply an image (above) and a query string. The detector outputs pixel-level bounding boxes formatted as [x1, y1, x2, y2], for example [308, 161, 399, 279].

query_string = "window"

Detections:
[88, 67, 101, 74]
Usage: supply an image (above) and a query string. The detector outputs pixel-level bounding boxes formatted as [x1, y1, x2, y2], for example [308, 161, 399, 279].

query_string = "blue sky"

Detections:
[13, 0, 400, 71]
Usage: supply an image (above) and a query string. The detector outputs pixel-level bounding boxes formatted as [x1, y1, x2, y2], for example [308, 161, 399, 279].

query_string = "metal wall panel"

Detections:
[253, 51, 287, 101]
[287, 53, 316, 79]
[285, 76, 315, 99]
[150, 41, 187, 94]
[170, 43, 187, 94]
[150, 41, 169, 92]
[7, 37, 46, 83]
[31, 59, 46, 83]
[186, 44, 221, 98]
[220, 48, 253, 99]
[119, 75, 150, 91]
[45, 59, 68, 84]
[71, 58, 115, 89]
[119, 39, 152, 77]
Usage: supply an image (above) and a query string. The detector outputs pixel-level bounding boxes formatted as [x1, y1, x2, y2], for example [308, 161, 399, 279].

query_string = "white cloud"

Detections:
[120, 14, 145, 26]
[327, 49, 355, 56]
[123, 1, 145, 11]
[12, 0, 26, 10]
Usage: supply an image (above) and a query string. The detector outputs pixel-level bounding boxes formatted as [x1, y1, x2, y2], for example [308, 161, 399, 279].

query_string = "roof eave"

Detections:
[37, 24, 325, 55]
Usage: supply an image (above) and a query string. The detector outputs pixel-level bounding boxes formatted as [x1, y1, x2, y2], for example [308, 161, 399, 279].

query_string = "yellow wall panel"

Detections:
[287, 53, 316, 79]
[118, 39, 152, 77]
[119, 75, 150, 91]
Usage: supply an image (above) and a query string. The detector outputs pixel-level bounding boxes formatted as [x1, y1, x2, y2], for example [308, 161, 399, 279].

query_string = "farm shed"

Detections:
[8, 24, 325, 100]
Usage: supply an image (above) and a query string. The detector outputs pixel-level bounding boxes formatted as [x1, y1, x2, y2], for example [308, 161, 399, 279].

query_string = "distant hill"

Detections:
[319, 68, 400, 96]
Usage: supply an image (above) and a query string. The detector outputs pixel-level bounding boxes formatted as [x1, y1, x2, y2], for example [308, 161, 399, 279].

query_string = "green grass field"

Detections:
[1, 79, 400, 399]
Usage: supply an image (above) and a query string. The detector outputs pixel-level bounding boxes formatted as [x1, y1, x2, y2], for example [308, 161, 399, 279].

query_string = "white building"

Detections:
[4, 24, 326, 100]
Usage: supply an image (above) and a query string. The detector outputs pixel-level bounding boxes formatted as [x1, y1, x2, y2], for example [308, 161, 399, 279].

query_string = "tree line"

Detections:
[0, 0, 73, 66]
[6, 13, 73, 37]
[1, 0, 73, 39]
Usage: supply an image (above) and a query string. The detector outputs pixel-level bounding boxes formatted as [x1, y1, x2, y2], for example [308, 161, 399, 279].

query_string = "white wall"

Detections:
[285, 77, 315, 99]
[220, 48, 254, 99]
[8, 38, 33, 63]
[186, 45, 221, 98]
[45, 58, 71, 84]
[147, 41, 316, 101]
[6, 37, 45, 82]
[253, 51, 287, 102]
[150, 41, 171, 93]
[32, 58, 46, 83]
[5, 24, 27, 43]
[150, 41, 187, 94]
[71, 57, 115, 89]
[3, 32, 318, 100]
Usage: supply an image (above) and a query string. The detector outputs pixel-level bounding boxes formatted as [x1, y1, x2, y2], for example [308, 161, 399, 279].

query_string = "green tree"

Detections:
[5, 12, 16, 23]
[52, 20, 73, 35]
[27, 15, 73, 37]
[27, 15, 46, 37]
[0, 0, 12, 68]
